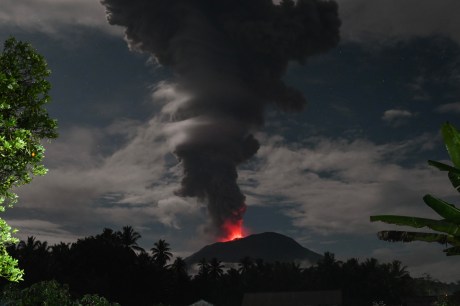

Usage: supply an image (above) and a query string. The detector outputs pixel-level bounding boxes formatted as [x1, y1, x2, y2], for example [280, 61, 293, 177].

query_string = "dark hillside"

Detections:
[185, 232, 323, 264]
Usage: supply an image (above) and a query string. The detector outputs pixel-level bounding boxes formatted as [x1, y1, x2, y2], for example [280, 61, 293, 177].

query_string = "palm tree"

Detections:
[362, 258, 379, 273]
[151, 239, 172, 268]
[388, 260, 409, 279]
[208, 257, 224, 280]
[18, 236, 40, 252]
[17, 237, 50, 284]
[50, 242, 70, 255]
[137, 250, 151, 266]
[18, 236, 47, 258]
[118, 226, 144, 252]
[35, 240, 49, 256]
[171, 257, 187, 276]
[49, 242, 70, 279]
[197, 258, 210, 279]
[98, 228, 120, 246]
[238, 256, 254, 275]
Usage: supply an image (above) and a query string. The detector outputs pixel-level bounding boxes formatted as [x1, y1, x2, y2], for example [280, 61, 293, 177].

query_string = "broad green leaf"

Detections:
[423, 194, 460, 223]
[442, 122, 460, 168]
[448, 171, 460, 192]
[428, 160, 460, 175]
[444, 246, 460, 256]
[377, 230, 451, 244]
[0, 37, 57, 280]
[371, 215, 460, 235]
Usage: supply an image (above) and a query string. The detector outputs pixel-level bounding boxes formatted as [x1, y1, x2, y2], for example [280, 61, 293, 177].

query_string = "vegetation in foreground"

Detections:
[372, 122, 460, 255]
[0, 36, 58, 282]
[1, 226, 459, 306]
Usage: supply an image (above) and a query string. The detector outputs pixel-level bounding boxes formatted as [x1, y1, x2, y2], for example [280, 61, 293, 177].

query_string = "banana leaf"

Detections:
[423, 194, 460, 223]
[376, 229, 460, 256]
[370, 215, 460, 236]
[448, 171, 460, 192]
[428, 160, 460, 175]
[370, 123, 460, 256]
[377, 231, 454, 244]
[444, 246, 460, 256]
[442, 122, 460, 168]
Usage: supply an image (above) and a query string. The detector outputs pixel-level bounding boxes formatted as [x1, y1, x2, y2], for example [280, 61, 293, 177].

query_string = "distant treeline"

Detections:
[1, 226, 459, 306]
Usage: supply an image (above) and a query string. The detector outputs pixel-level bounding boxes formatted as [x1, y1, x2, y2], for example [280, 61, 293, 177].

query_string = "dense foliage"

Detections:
[1, 226, 458, 306]
[0, 37, 58, 282]
[0, 37, 58, 207]
[1, 280, 119, 305]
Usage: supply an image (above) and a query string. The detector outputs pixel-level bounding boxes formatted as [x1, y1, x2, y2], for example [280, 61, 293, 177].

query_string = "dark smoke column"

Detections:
[101, 0, 340, 240]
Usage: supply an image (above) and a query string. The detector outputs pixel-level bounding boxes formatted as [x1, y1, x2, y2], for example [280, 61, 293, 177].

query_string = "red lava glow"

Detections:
[219, 219, 245, 242]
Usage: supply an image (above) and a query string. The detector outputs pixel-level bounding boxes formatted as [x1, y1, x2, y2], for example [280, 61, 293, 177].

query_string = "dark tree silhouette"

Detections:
[49, 242, 70, 282]
[99, 228, 120, 245]
[208, 258, 224, 280]
[238, 256, 254, 275]
[171, 257, 188, 277]
[1, 229, 445, 306]
[151, 239, 172, 268]
[118, 226, 144, 253]
[18, 236, 42, 254]
[16, 237, 51, 286]
[197, 258, 210, 280]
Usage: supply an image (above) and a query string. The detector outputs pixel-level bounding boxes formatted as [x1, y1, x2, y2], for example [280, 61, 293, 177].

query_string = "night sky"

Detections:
[2, 0, 460, 282]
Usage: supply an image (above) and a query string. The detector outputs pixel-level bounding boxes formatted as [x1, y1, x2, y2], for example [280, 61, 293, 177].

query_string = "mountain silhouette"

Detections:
[185, 232, 323, 265]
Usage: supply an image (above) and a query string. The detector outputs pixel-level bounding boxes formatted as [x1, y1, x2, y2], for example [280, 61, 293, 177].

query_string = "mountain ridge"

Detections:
[185, 232, 323, 265]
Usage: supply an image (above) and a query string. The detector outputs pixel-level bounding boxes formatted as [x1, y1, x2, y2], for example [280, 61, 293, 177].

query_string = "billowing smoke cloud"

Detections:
[101, 0, 340, 239]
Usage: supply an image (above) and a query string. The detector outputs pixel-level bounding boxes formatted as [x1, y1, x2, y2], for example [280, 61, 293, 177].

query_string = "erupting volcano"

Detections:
[185, 232, 324, 265]
[101, 0, 340, 239]
[220, 219, 245, 242]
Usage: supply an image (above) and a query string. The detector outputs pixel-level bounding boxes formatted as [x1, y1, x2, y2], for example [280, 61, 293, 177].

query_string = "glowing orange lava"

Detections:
[219, 219, 246, 242]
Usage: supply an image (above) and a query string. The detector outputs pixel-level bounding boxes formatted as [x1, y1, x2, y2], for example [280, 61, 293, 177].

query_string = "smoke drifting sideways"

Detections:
[101, 0, 341, 240]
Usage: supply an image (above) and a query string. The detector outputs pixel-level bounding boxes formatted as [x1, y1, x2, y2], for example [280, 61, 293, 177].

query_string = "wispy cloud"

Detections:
[339, 0, 460, 44]
[10, 115, 200, 240]
[240, 135, 455, 281]
[7, 116, 454, 280]
[435, 102, 460, 114]
[7, 219, 79, 246]
[381, 109, 414, 127]
[240, 133, 449, 236]
[0, 0, 121, 35]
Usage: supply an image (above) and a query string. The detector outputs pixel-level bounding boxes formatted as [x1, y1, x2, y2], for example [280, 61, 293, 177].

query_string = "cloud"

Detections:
[240, 133, 450, 236]
[407, 75, 432, 101]
[372, 243, 460, 282]
[435, 102, 460, 114]
[0, 0, 122, 35]
[381, 109, 414, 127]
[7, 219, 79, 246]
[10, 115, 200, 239]
[3, 0, 459, 46]
[6, 111, 455, 279]
[338, 0, 460, 44]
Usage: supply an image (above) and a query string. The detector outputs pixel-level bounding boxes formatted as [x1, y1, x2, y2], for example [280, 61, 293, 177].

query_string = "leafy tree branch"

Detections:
[0, 37, 58, 281]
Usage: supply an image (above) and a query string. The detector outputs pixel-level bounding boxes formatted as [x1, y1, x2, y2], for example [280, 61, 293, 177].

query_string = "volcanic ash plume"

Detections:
[101, 0, 341, 240]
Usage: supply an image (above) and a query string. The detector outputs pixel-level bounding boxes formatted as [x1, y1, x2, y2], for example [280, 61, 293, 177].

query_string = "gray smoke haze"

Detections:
[101, 0, 340, 239]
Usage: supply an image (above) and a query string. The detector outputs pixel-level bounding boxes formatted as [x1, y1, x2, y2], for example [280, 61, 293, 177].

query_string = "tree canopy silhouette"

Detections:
[1, 226, 458, 306]
[151, 239, 172, 268]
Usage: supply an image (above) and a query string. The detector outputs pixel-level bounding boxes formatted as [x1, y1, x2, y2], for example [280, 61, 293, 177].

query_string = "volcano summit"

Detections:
[185, 232, 323, 265]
